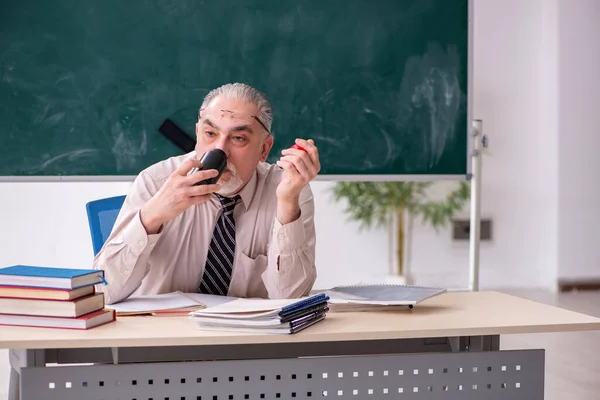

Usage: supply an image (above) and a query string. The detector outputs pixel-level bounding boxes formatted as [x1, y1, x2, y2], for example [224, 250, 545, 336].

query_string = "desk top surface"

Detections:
[1, 291, 599, 349]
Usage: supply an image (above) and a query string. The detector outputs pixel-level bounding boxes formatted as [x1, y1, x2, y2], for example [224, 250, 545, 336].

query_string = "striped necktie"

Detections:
[198, 194, 240, 295]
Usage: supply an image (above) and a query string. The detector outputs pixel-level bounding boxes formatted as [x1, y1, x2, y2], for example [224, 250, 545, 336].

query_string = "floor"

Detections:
[498, 289, 600, 400]
[0, 288, 598, 399]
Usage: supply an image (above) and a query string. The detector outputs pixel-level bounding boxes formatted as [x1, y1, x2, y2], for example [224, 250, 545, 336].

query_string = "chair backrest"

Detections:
[85, 195, 126, 256]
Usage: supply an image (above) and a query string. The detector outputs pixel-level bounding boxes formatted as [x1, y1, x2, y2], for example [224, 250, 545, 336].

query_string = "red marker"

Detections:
[292, 144, 307, 153]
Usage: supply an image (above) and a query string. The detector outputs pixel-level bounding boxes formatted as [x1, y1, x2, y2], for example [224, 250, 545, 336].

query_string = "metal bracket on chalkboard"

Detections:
[158, 119, 196, 153]
[465, 133, 488, 182]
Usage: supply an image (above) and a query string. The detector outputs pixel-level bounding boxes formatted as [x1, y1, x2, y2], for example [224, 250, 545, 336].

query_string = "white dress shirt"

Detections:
[93, 151, 317, 304]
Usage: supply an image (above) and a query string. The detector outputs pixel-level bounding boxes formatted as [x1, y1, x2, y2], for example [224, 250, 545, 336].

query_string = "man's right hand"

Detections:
[140, 159, 221, 234]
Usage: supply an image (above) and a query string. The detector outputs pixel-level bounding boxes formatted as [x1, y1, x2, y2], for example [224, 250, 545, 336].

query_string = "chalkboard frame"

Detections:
[0, 0, 473, 182]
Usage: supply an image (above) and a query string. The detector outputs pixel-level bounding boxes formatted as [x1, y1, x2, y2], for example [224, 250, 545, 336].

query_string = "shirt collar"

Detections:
[235, 170, 257, 211]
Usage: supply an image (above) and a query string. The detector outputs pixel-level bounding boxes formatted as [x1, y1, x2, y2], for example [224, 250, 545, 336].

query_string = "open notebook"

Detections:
[106, 292, 237, 316]
[324, 283, 446, 312]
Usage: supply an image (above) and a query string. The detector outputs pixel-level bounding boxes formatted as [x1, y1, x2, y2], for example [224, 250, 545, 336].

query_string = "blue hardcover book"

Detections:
[278, 293, 329, 319]
[0, 265, 106, 290]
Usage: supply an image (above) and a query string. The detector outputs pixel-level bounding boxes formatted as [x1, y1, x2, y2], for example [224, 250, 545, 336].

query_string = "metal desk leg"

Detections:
[8, 349, 46, 400]
[8, 366, 19, 400]
[450, 335, 501, 352]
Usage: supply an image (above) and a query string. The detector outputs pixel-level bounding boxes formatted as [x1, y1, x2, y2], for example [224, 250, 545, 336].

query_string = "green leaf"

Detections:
[329, 180, 470, 232]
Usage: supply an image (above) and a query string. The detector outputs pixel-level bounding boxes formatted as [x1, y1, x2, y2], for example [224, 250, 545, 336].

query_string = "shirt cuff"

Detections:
[122, 211, 162, 257]
[273, 215, 306, 253]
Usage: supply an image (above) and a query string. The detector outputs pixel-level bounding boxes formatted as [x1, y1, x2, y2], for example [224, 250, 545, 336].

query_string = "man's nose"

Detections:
[214, 138, 230, 158]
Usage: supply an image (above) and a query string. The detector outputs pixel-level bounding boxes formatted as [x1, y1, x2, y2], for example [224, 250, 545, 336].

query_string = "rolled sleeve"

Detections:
[272, 215, 306, 253]
[92, 169, 165, 304]
[122, 211, 161, 257]
[262, 185, 317, 298]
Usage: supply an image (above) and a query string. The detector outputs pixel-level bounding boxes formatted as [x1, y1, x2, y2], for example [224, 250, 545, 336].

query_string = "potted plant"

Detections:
[329, 180, 470, 283]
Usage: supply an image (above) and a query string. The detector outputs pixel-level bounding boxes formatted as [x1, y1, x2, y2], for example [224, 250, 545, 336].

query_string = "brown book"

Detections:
[0, 292, 105, 318]
[0, 309, 115, 330]
[0, 285, 95, 301]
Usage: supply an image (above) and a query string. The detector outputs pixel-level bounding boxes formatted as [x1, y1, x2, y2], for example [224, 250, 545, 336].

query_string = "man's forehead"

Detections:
[200, 109, 255, 122]
[199, 107, 270, 133]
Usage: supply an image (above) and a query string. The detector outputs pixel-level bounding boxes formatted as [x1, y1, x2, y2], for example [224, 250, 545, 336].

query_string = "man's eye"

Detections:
[233, 136, 247, 142]
[205, 131, 216, 137]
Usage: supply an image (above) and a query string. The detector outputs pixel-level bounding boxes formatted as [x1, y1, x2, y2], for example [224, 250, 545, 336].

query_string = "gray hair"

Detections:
[200, 83, 273, 134]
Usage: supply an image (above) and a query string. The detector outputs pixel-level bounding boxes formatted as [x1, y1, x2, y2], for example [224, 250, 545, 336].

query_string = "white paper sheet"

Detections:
[106, 292, 237, 315]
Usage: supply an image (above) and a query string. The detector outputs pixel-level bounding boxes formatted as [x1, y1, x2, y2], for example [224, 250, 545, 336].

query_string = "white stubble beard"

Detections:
[216, 161, 244, 196]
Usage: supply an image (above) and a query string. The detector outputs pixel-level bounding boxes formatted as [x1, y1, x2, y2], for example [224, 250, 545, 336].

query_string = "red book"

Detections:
[0, 309, 115, 330]
[0, 285, 95, 301]
[0, 292, 105, 318]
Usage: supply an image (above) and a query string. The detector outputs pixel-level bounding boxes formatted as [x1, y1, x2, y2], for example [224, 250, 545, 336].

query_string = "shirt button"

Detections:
[278, 234, 286, 240]
[120, 267, 129, 274]
[138, 240, 144, 247]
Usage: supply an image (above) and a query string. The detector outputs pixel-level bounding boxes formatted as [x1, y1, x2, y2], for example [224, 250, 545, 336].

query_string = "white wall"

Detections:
[0, 182, 131, 270]
[411, 0, 600, 287]
[538, 0, 560, 287]
[557, 0, 600, 280]
[409, 0, 560, 289]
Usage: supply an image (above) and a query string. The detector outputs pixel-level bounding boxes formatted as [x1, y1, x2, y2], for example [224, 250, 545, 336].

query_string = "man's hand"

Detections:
[276, 139, 320, 224]
[140, 159, 221, 234]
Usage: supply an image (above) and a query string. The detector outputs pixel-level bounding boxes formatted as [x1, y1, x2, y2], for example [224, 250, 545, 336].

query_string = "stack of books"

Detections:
[0, 265, 115, 329]
[189, 293, 329, 334]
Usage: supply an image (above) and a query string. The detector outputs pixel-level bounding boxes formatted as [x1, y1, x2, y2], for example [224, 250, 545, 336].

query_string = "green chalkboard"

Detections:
[0, 0, 469, 178]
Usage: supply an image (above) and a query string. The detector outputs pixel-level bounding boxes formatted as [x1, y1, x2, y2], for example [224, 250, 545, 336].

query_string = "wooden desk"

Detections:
[3, 291, 600, 400]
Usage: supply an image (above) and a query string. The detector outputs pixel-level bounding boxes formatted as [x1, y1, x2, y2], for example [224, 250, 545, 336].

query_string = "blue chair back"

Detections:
[86, 195, 126, 255]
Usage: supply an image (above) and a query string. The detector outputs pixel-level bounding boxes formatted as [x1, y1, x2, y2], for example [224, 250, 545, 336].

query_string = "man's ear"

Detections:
[195, 122, 200, 139]
[260, 134, 274, 162]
